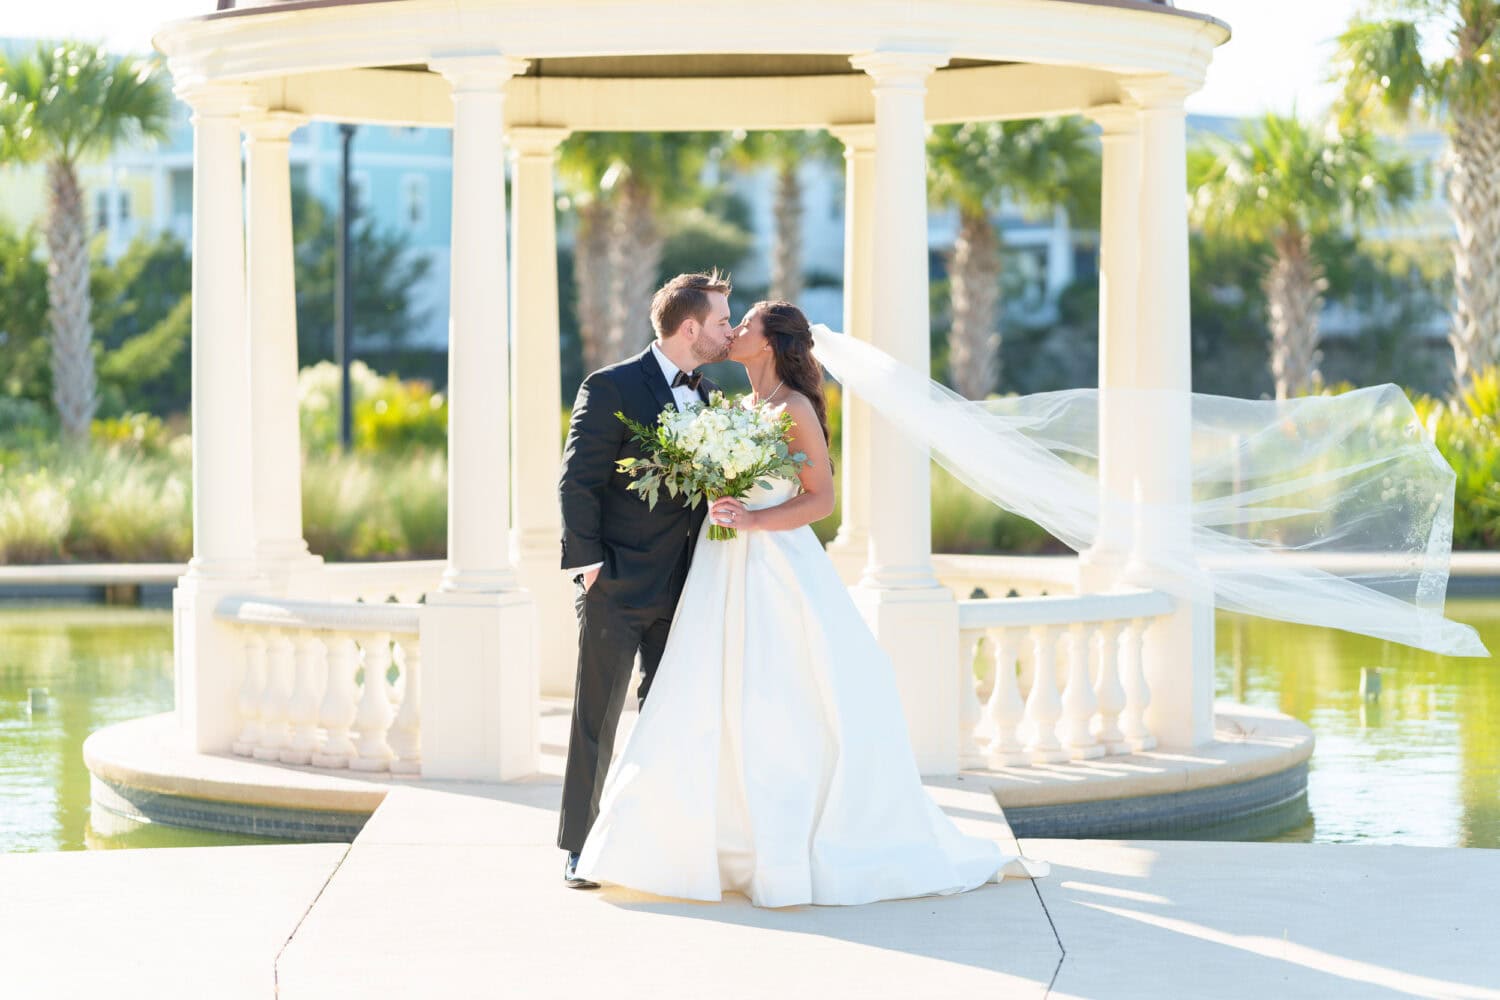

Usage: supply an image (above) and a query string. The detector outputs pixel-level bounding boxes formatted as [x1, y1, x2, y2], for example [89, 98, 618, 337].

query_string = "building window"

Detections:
[94, 190, 110, 231]
[399, 173, 429, 231]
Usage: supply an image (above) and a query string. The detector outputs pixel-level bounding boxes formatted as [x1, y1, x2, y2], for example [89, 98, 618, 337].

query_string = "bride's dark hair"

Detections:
[754, 300, 833, 452]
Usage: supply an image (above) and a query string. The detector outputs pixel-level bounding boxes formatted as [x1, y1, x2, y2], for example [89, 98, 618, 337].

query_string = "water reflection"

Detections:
[2, 601, 1496, 852]
[1215, 599, 1500, 849]
[0, 606, 288, 853]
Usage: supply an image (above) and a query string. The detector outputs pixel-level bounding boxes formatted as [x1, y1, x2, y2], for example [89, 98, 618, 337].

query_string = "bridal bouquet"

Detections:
[616, 391, 809, 540]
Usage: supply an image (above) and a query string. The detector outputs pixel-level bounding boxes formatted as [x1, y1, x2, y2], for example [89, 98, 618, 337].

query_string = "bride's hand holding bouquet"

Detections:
[615, 391, 808, 539]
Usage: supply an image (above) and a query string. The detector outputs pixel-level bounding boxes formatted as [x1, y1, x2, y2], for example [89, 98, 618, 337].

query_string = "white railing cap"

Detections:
[215, 594, 421, 635]
[958, 588, 1174, 630]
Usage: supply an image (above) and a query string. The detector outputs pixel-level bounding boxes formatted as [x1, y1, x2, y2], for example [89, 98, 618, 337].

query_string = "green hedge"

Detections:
[3, 370, 1497, 565]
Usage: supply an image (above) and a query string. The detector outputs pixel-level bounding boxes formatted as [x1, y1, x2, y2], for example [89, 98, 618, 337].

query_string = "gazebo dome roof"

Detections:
[156, 0, 1229, 131]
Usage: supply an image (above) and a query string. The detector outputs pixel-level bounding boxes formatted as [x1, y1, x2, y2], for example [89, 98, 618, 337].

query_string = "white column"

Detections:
[850, 50, 946, 592]
[244, 110, 322, 596]
[507, 125, 576, 698]
[182, 82, 257, 582]
[419, 55, 538, 781]
[848, 50, 960, 774]
[824, 124, 876, 584]
[1078, 103, 1142, 593]
[171, 80, 266, 753]
[435, 54, 527, 594]
[1120, 74, 1215, 748]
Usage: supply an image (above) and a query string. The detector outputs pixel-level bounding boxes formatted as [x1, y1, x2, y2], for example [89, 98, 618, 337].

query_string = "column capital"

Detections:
[1084, 102, 1140, 137]
[242, 109, 308, 142]
[1120, 73, 1199, 109]
[506, 126, 570, 158]
[828, 123, 877, 154]
[430, 53, 530, 93]
[850, 48, 949, 89]
[175, 80, 254, 118]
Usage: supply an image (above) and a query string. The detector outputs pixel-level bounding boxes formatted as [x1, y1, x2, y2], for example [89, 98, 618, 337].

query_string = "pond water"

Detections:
[1, 600, 1496, 853]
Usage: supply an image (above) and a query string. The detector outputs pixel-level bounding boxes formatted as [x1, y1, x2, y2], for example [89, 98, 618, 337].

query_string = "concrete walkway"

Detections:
[12, 695, 1500, 998]
[9, 771, 1500, 999]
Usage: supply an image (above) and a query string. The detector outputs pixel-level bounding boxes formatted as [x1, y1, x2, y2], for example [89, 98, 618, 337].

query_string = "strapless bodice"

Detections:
[743, 475, 799, 511]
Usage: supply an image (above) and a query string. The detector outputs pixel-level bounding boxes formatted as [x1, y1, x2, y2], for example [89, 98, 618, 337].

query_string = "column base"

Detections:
[439, 566, 521, 593]
[254, 546, 326, 600]
[824, 530, 868, 586]
[513, 543, 578, 699]
[1077, 545, 1128, 592]
[418, 588, 538, 780]
[1140, 597, 1216, 748]
[849, 583, 959, 775]
[173, 570, 268, 754]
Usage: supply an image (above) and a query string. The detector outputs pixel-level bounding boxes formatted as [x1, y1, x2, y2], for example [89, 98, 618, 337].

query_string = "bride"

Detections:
[573, 300, 1049, 908]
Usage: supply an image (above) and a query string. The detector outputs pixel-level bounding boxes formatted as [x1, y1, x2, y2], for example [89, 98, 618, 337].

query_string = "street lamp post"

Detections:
[334, 122, 357, 452]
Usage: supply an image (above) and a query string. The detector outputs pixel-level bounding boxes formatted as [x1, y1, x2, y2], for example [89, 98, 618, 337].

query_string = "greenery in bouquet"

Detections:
[615, 390, 810, 540]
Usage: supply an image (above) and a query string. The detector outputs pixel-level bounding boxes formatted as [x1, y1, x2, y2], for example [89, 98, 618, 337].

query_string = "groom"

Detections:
[556, 270, 736, 888]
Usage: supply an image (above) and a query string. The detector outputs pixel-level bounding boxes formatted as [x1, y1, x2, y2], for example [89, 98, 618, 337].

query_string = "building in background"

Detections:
[0, 38, 455, 352]
[0, 37, 1456, 373]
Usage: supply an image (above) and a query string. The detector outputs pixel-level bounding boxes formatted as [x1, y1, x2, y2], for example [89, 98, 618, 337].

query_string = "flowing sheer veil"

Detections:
[809, 324, 1487, 658]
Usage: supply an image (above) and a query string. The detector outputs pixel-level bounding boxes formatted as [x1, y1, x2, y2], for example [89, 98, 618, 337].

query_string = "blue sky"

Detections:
[13, 0, 1363, 120]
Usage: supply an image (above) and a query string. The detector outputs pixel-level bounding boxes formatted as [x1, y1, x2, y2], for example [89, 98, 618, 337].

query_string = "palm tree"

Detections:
[0, 42, 171, 439]
[558, 132, 714, 371]
[1190, 113, 1414, 398]
[725, 130, 842, 302]
[926, 118, 1099, 399]
[1337, 1, 1500, 389]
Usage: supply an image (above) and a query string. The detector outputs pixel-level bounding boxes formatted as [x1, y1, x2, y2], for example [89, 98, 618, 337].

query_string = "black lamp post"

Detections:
[334, 122, 357, 452]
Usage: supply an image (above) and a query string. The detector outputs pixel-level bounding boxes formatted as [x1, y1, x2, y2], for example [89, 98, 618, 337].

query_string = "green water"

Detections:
[0, 606, 288, 852]
[1, 601, 1497, 853]
[1216, 600, 1500, 848]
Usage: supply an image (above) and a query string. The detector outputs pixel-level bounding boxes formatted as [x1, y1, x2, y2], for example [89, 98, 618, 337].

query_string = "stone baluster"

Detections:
[232, 630, 267, 756]
[389, 640, 423, 776]
[253, 631, 294, 761]
[312, 634, 360, 768]
[983, 627, 1028, 765]
[1093, 620, 1129, 753]
[1023, 625, 1067, 762]
[1120, 616, 1157, 751]
[958, 629, 986, 768]
[1017, 634, 1036, 698]
[351, 633, 396, 771]
[281, 631, 324, 764]
[1060, 622, 1104, 759]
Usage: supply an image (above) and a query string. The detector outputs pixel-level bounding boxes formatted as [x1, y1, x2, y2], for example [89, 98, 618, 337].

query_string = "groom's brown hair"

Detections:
[651, 270, 731, 338]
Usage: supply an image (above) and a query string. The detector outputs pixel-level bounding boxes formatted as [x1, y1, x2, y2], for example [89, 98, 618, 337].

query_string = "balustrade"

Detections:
[957, 589, 1172, 767]
[219, 596, 423, 775]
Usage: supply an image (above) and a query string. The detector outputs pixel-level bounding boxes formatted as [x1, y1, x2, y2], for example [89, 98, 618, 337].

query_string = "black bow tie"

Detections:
[671, 369, 703, 391]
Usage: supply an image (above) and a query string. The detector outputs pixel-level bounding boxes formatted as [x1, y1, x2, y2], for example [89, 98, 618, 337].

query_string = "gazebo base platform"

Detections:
[84, 699, 1311, 843]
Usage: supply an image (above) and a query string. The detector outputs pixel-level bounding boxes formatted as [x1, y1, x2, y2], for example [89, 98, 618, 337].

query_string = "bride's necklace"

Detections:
[751, 380, 785, 406]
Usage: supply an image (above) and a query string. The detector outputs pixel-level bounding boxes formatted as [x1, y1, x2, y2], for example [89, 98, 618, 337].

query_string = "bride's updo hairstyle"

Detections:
[754, 300, 833, 450]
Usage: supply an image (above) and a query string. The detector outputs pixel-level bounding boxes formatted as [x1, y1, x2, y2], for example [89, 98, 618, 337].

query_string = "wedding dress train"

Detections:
[574, 476, 1048, 908]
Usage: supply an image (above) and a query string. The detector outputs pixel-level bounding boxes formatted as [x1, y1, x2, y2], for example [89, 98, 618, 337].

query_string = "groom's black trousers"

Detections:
[556, 544, 690, 854]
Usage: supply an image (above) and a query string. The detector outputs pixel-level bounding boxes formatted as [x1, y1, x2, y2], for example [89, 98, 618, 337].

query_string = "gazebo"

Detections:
[137, 0, 1255, 803]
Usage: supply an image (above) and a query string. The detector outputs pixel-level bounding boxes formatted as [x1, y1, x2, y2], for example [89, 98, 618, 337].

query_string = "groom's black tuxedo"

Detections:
[558, 346, 716, 607]
[556, 344, 718, 854]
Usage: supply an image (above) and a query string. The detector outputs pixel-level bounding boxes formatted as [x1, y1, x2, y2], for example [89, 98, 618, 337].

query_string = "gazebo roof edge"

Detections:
[203, 0, 1231, 38]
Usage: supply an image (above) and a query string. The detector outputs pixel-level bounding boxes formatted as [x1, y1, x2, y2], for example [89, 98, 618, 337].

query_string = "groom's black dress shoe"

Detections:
[564, 851, 600, 889]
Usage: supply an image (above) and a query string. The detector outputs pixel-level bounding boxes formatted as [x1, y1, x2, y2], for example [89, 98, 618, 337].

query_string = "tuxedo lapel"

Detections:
[638, 346, 678, 415]
[696, 376, 716, 406]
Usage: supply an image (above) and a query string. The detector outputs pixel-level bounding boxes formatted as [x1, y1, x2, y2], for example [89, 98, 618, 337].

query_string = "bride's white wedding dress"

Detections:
[574, 474, 1049, 908]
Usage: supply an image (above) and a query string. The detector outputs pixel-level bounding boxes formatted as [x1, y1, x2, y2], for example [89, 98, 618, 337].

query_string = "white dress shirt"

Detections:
[652, 340, 703, 413]
[571, 341, 701, 579]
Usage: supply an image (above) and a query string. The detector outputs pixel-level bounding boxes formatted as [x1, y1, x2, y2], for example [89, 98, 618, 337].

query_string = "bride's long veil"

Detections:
[809, 324, 1487, 658]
